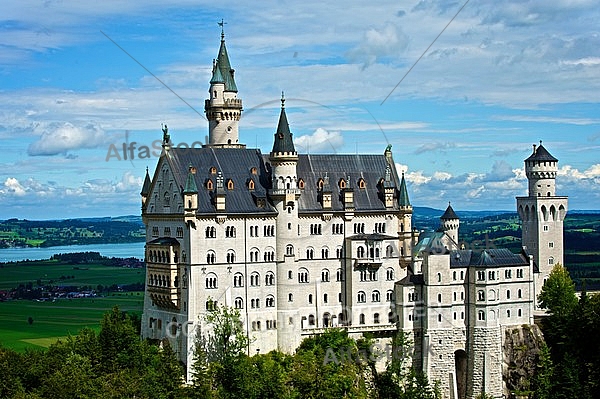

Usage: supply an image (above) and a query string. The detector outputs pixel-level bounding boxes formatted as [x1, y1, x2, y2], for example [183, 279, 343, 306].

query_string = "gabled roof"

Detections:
[164, 147, 276, 214]
[289, 154, 401, 212]
[271, 96, 295, 154]
[398, 173, 410, 207]
[525, 143, 558, 162]
[441, 203, 459, 220]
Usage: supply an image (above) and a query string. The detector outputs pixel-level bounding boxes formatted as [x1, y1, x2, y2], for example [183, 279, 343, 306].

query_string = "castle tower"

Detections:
[269, 94, 302, 351]
[204, 26, 244, 147]
[440, 203, 460, 244]
[517, 141, 568, 306]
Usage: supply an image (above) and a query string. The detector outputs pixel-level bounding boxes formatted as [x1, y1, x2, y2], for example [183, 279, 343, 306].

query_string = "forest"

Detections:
[1, 264, 599, 399]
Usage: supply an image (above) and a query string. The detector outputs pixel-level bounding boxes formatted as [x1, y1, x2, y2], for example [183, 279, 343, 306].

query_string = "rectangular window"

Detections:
[152, 226, 159, 237]
[543, 225, 549, 231]
[517, 269, 523, 278]
[548, 242, 554, 248]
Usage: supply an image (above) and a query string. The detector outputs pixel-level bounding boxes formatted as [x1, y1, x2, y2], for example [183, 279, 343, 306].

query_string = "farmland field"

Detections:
[0, 259, 145, 291]
[0, 294, 144, 351]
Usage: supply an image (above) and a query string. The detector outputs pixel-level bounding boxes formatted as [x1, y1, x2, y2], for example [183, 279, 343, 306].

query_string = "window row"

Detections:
[357, 290, 394, 303]
[251, 320, 277, 331]
[206, 271, 277, 289]
[476, 268, 524, 281]
[310, 224, 322, 235]
[147, 249, 180, 264]
[205, 250, 236, 264]
[148, 274, 179, 288]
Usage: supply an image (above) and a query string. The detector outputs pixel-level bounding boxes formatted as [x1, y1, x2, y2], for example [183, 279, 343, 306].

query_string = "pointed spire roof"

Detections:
[215, 28, 237, 92]
[271, 92, 296, 153]
[441, 202, 459, 220]
[398, 172, 411, 207]
[141, 167, 151, 196]
[525, 140, 558, 162]
[210, 60, 225, 84]
[183, 165, 198, 194]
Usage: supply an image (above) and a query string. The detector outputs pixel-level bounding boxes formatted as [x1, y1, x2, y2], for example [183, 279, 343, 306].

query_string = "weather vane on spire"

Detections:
[281, 91, 285, 108]
[218, 19, 227, 39]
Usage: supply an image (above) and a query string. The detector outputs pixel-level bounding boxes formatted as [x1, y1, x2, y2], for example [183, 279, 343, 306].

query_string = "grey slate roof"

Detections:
[141, 167, 151, 196]
[347, 233, 398, 241]
[449, 249, 530, 268]
[271, 101, 295, 154]
[290, 154, 398, 212]
[441, 204, 459, 220]
[148, 237, 180, 246]
[398, 273, 425, 286]
[398, 173, 410, 207]
[165, 148, 276, 215]
[216, 36, 237, 92]
[525, 143, 558, 162]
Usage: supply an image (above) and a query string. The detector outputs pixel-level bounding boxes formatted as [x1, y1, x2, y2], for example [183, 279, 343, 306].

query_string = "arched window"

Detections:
[233, 273, 244, 288]
[386, 245, 393, 257]
[234, 297, 244, 309]
[506, 289, 511, 299]
[288, 293, 293, 302]
[308, 294, 313, 304]
[321, 269, 330, 282]
[507, 309, 511, 318]
[359, 314, 365, 325]
[298, 268, 309, 283]
[518, 289, 522, 298]
[386, 290, 394, 302]
[308, 314, 315, 326]
[321, 247, 329, 259]
[306, 247, 314, 259]
[373, 313, 380, 324]
[478, 310, 485, 321]
[266, 295, 275, 307]
[357, 246, 365, 258]
[336, 268, 344, 281]
[226, 250, 236, 263]
[205, 274, 218, 289]
[372, 290, 380, 302]
[386, 268, 394, 281]
[250, 272, 260, 287]
[437, 273, 442, 283]
[478, 290, 485, 301]
[286, 244, 294, 256]
[265, 272, 275, 286]
[206, 251, 216, 264]
[357, 291, 366, 303]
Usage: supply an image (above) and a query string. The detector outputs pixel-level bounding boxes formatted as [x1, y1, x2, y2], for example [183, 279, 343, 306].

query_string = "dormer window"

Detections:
[209, 166, 217, 175]
[298, 179, 305, 189]
[358, 178, 366, 189]
[317, 178, 324, 189]
[206, 179, 214, 190]
[338, 179, 346, 189]
[227, 179, 234, 190]
[247, 179, 255, 190]
[250, 167, 257, 175]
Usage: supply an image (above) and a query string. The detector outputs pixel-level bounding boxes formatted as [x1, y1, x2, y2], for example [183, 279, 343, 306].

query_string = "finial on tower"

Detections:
[218, 19, 227, 40]
[281, 91, 285, 108]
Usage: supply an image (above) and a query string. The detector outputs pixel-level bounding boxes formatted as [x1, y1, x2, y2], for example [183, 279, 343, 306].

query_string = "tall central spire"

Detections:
[204, 22, 244, 148]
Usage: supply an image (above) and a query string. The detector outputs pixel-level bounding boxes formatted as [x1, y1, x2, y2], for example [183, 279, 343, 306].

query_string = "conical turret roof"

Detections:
[141, 167, 151, 196]
[441, 203, 459, 220]
[271, 94, 296, 154]
[525, 142, 558, 162]
[398, 173, 411, 207]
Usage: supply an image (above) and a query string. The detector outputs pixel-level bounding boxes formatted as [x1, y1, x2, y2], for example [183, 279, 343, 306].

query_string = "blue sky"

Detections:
[1, 0, 599, 219]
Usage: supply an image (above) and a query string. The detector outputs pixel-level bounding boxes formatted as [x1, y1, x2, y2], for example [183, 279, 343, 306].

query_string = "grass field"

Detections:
[0, 294, 144, 351]
[0, 259, 145, 290]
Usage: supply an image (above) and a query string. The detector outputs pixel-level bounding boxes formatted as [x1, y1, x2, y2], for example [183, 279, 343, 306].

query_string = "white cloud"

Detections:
[27, 122, 110, 156]
[294, 128, 343, 153]
[347, 22, 409, 68]
[2, 177, 26, 196]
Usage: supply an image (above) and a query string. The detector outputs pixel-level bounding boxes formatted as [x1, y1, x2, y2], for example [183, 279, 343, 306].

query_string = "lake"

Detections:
[0, 241, 146, 263]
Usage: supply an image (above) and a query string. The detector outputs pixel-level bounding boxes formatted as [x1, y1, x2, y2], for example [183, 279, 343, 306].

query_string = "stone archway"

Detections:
[454, 349, 467, 399]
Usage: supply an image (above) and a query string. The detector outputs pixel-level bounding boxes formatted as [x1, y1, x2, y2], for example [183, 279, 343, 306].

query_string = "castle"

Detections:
[140, 28, 567, 399]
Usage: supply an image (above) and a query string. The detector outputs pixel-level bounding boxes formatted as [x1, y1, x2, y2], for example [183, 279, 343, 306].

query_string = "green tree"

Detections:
[538, 264, 577, 317]
[531, 342, 553, 399]
[98, 306, 139, 373]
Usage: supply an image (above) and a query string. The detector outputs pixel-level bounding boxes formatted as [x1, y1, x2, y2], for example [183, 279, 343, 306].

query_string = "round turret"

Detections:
[525, 141, 558, 197]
